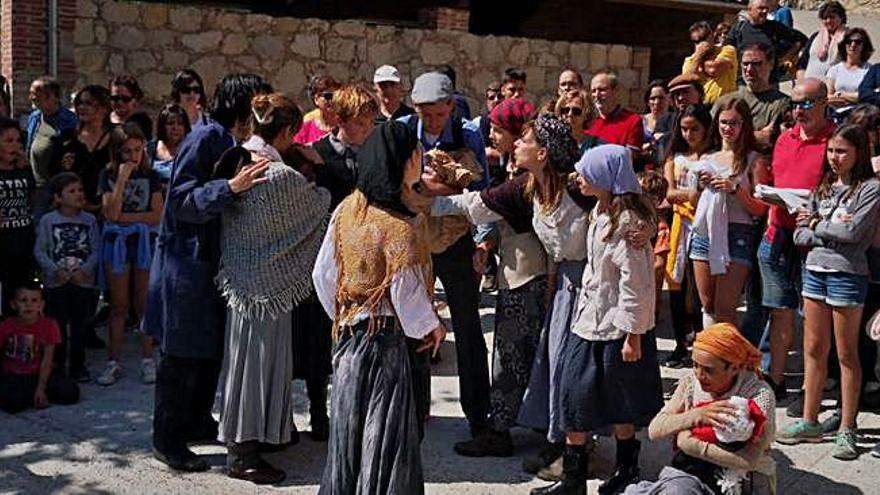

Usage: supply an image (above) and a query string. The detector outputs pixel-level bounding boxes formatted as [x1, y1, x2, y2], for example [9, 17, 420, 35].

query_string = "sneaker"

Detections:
[831, 428, 859, 460]
[96, 361, 123, 386]
[70, 368, 91, 383]
[776, 419, 823, 445]
[140, 358, 157, 384]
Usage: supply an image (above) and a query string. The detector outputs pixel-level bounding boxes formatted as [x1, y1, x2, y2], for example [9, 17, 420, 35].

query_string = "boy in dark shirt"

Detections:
[0, 282, 79, 413]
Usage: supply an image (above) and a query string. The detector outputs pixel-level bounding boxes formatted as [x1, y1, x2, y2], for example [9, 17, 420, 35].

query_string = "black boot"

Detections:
[523, 441, 564, 474]
[598, 437, 640, 495]
[227, 441, 285, 485]
[530, 444, 587, 495]
[307, 377, 329, 441]
[454, 429, 513, 457]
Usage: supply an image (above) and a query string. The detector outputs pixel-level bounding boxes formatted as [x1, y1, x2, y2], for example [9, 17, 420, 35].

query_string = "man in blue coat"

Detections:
[146, 74, 271, 472]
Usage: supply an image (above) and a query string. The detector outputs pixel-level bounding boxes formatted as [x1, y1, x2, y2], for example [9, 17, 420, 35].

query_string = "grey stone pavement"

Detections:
[1, 287, 877, 495]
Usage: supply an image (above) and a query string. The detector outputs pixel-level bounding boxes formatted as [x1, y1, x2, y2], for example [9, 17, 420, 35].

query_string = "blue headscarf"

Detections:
[574, 144, 641, 195]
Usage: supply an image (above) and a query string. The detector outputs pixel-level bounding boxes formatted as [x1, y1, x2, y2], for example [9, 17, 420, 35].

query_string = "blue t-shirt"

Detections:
[97, 167, 160, 213]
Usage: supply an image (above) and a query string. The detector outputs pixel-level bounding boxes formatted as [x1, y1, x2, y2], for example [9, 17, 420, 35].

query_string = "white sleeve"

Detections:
[312, 210, 339, 319]
[390, 266, 441, 339]
[431, 191, 503, 224]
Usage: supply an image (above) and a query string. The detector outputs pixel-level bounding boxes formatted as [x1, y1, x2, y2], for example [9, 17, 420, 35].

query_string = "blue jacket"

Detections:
[144, 120, 237, 359]
[25, 107, 78, 154]
[859, 64, 880, 107]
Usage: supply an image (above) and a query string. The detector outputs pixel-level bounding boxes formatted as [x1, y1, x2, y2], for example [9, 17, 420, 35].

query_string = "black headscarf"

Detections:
[355, 121, 420, 217]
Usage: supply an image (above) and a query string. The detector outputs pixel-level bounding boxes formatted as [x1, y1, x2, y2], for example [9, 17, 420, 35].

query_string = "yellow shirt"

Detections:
[303, 108, 321, 123]
[682, 45, 738, 105]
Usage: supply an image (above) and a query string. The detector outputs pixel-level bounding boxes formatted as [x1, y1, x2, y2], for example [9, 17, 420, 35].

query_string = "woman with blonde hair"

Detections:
[554, 89, 602, 154]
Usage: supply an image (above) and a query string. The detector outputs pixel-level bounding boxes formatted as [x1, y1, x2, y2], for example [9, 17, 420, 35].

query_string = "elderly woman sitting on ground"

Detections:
[625, 323, 776, 495]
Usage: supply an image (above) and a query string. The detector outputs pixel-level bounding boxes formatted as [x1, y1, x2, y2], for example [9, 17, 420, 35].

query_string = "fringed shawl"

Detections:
[217, 162, 331, 321]
[333, 190, 433, 338]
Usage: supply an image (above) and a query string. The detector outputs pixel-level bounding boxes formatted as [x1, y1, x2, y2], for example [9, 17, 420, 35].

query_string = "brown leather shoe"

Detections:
[227, 461, 285, 485]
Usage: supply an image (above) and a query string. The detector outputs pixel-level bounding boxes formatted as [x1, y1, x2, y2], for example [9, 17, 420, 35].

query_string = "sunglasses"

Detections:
[180, 86, 202, 95]
[320, 92, 334, 101]
[487, 92, 503, 100]
[845, 38, 865, 46]
[110, 95, 134, 104]
[559, 107, 584, 117]
[791, 99, 821, 110]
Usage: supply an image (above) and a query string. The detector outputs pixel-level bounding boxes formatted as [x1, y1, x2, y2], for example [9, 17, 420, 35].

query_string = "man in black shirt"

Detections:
[724, 0, 806, 84]
[373, 65, 414, 124]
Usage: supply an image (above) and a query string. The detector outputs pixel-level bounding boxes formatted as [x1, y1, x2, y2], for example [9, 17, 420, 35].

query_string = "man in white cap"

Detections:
[398, 71, 493, 445]
[373, 64, 414, 124]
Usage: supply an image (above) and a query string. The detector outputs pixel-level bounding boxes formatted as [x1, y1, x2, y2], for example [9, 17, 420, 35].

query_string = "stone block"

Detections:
[480, 36, 504, 64]
[368, 25, 396, 42]
[632, 47, 651, 69]
[457, 34, 481, 59]
[537, 52, 560, 68]
[127, 51, 157, 72]
[162, 50, 189, 70]
[74, 19, 94, 46]
[589, 44, 608, 71]
[150, 30, 176, 47]
[140, 71, 173, 101]
[275, 59, 308, 97]
[326, 38, 357, 62]
[78, 0, 98, 18]
[530, 38, 552, 56]
[290, 33, 321, 58]
[608, 45, 632, 68]
[182, 31, 224, 53]
[301, 18, 330, 33]
[420, 40, 456, 65]
[102, 1, 139, 24]
[276, 17, 301, 33]
[617, 68, 638, 89]
[508, 41, 529, 66]
[108, 26, 146, 50]
[333, 21, 366, 38]
[75, 46, 106, 73]
[570, 43, 590, 72]
[525, 67, 546, 93]
[252, 34, 285, 56]
[246, 14, 275, 32]
[192, 56, 229, 90]
[142, 4, 168, 30]
[553, 41, 569, 58]
[95, 25, 108, 44]
[221, 33, 249, 55]
[401, 30, 424, 50]
[207, 12, 244, 32]
[109, 53, 125, 75]
[368, 42, 394, 66]
[169, 7, 202, 33]
[234, 56, 262, 73]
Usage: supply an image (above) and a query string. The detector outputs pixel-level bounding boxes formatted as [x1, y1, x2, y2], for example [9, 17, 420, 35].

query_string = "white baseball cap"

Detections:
[373, 65, 401, 84]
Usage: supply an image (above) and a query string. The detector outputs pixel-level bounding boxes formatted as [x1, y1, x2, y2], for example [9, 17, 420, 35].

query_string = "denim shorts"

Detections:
[757, 230, 802, 310]
[689, 223, 754, 268]
[802, 269, 868, 307]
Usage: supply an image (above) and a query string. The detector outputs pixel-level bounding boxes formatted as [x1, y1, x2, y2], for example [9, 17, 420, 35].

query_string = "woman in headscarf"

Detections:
[214, 93, 331, 484]
[313, 121, 446, 495]
[638, 323, 776, 495]
[428, 113, 593, 476]
[452, 98, 551, 458]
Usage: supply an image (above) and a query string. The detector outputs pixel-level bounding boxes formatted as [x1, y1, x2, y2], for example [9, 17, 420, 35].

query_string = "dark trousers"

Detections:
[0, 372, 79, 414]
[44, 284, 96, 375]
[152, 354, 221, 455]
[406, 336, 431, 440]
[432, 234, 490, 431]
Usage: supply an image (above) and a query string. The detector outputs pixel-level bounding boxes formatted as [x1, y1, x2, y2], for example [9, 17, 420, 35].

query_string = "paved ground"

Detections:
[2, 287, 879, 494]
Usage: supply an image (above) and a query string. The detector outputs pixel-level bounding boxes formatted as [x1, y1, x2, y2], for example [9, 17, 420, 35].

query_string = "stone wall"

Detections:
[74, 0, 651, 116]
[790, 0, 880, 13]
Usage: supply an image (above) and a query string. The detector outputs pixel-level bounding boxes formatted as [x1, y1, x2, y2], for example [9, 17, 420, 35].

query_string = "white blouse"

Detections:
[312, 209, 440, 340]
[431, 190, 589, 263]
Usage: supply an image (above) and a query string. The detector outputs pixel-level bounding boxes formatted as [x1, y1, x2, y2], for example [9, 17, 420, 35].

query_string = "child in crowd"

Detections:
[638, 171, 670, 311]
[779, 125, 880, 460]
[97, 123, 163, 386]
[0, 282, 79, 413]
[34, 172, 100, 383]
[532, 145, 663, 495]
[0, 117, 36, 315]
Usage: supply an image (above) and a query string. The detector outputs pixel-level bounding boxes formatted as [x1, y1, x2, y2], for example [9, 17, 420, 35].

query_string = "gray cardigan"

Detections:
[794, 178, 880, 276]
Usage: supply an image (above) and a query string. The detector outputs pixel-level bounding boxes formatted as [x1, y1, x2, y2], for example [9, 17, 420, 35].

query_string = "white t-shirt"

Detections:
[827, 62, 871, 94]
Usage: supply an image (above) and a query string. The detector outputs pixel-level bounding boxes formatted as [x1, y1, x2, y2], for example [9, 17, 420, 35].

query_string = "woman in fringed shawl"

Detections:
[313, 121, 446, 495]
[215, 93, 331, 484]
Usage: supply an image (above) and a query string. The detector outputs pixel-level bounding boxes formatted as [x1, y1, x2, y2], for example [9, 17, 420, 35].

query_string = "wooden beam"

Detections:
[605, 0, 743, 14]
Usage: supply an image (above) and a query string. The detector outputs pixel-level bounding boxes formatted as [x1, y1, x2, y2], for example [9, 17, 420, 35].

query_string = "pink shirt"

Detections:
[293, 119, 330, 145]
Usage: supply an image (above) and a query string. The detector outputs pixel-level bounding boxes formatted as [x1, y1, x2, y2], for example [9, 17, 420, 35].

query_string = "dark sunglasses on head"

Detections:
[110, 95, 134, 104]
[180, 86, 202, 95]
[320, 92, 334, 101]
[559, 107, 584, 117]
[791, 99, 821, 110]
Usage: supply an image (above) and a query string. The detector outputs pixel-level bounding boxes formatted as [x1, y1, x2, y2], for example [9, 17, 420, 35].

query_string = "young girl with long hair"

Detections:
[663, 104, 714, 367]
[778, 125, 880, 460]
[689, 98, 769, 327]
[97, 122, 163, 385]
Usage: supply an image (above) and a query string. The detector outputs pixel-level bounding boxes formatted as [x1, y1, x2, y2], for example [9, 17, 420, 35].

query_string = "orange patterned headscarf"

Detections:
[694, 323, 762, 374]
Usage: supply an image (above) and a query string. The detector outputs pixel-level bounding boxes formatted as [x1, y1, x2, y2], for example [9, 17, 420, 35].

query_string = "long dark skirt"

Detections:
[291, 295, 333, 381]
[490, 276, 548, 431]
[561, 331, 663, 433]
[518, 259, 585, 442]
[319, 319, 423, 495]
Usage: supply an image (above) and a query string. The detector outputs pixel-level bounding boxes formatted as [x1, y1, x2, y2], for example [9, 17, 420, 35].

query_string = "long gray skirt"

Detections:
[319, 319, 423, 495]
[217, 308, 294, 445]
[517, 259, 585, 443]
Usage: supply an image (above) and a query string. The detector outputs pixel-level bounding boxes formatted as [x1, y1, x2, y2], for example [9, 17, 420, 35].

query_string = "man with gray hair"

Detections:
[723, 0, 806, 84]
[585, 71, 644, 152]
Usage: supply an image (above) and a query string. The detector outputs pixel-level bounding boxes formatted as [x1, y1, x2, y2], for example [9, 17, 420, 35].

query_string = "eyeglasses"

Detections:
[110, 95, 134, 104]
[320, 92, 334, 101]
[791, 99, 822, 110]
[559, 107, 584, 117]
[845, 38, 865, 46]
[180, 85, 202, 95]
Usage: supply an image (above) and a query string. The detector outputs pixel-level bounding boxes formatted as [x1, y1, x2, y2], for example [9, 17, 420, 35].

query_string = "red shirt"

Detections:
[766, 121, 835, 238]
[0, 316, 61, 375]
[584, 106, 644, 149]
